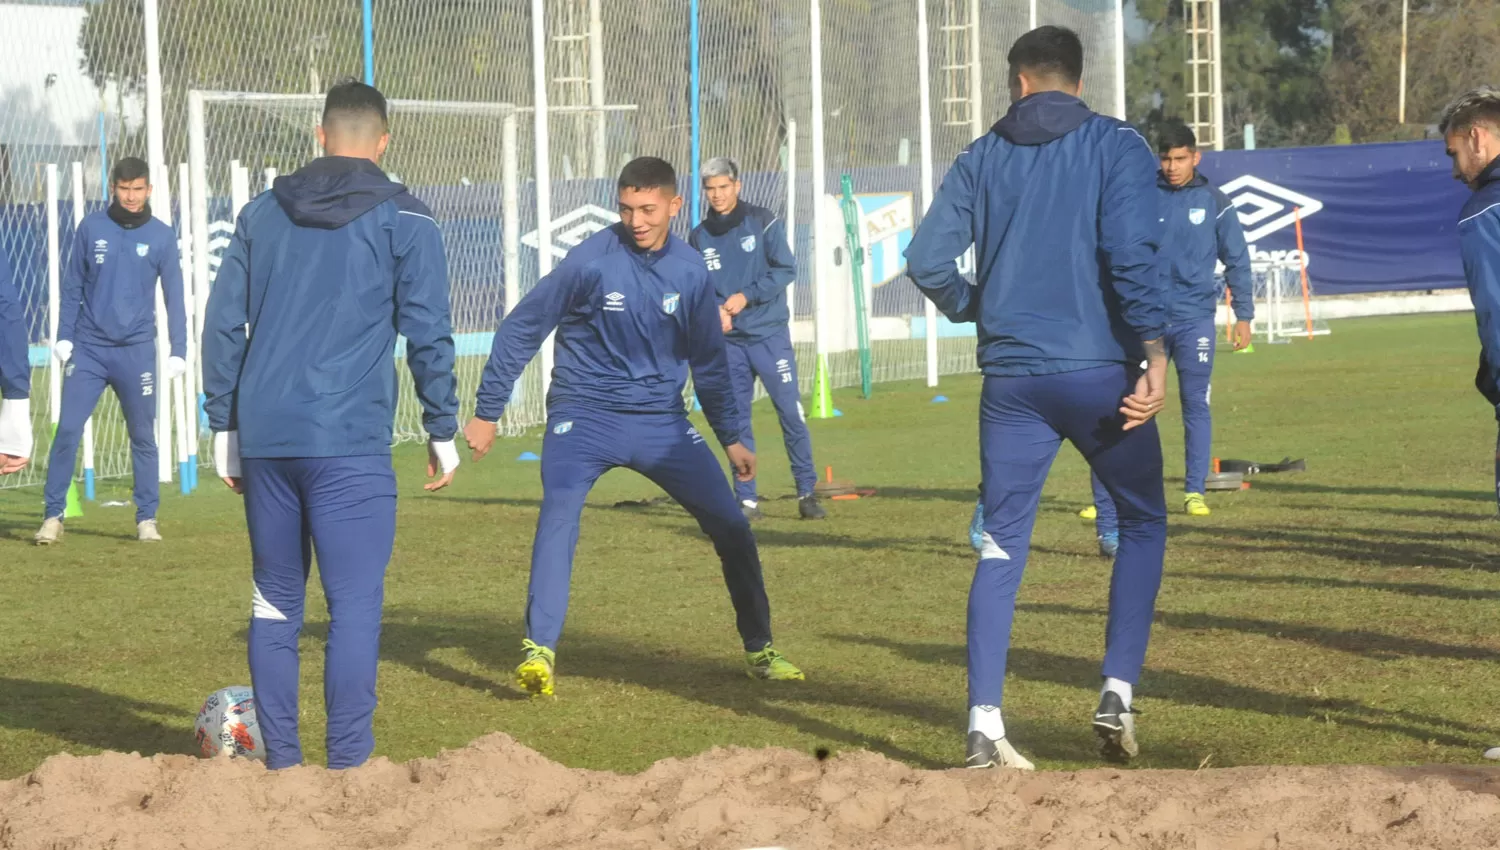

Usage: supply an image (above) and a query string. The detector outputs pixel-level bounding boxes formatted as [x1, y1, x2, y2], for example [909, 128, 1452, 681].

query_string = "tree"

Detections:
[1128, 0, 1333, 149]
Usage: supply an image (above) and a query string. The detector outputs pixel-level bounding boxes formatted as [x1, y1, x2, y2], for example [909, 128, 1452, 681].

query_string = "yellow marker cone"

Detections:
[48, 424, 83, 518]
[810, 354, 834, 419]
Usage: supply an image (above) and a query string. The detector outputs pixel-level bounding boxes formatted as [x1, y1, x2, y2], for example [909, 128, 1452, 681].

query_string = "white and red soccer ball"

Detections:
[194, 686, 264, 761]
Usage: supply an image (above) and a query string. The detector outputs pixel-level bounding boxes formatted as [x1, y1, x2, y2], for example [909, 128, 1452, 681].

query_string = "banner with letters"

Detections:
[1201, 140, 1471, 294]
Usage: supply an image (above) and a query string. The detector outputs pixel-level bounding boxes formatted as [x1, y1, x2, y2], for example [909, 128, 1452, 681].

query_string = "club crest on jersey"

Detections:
[94, 238, 108, 264]
[553, 421, 573, 435]
[740, 234, 756, 253]
[135, 243, 150, 257]
[1188, 208, 1206, 226]
[662, 293, 680, 315]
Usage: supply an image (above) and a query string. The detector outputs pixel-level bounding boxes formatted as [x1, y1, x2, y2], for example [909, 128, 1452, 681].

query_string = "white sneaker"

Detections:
[137, 519, 162, 542]
[964, 732, 1036, 770]
[33, 517, 64, 546]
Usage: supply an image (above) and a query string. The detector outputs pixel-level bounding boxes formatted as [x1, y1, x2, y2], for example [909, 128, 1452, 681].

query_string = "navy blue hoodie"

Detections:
[0, 247, 26, 399]
[474, 223, 746, 447]
[1461, 156, 1500, 406]
[688, 201, 796, 343]
[202, 157, 458, 458]
[1159, 171, 1253, 324]
[59, 208, 185, 357]
[905, 92, 1165, 376]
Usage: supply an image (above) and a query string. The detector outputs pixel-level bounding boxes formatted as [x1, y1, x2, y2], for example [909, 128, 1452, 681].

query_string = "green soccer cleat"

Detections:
[1184, 492, 1211, 517]
[746, 646, 804, 681]
[515, 639, 556, 697]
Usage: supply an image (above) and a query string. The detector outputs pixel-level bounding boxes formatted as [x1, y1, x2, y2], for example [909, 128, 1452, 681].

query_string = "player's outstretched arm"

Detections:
[1101, 128, 1167, 348]
[393, 202, 460, 491]
[466, 258, 591, 461]
[1462, 207, 1500, 406]
[1214, 188, 1255, 349]
[905, 147, 981, 323]
[159, 232, 188, 368]
[202, 214, 252, 493]
[55, 222, 88, 354]
[685, 282, 752, 478]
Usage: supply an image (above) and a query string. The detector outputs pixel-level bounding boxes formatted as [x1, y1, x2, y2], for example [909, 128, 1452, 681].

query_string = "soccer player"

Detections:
[462, 156, 804, 697]
[0, 246, 31, 475]
[905, 27, 1168, 769]
[1445, 87, 1500, 527]
[689, 156, 824, 521]
[1084, 122, 1253, 556]
[202, 80, 460, 771]
[35, 157, 185, 544]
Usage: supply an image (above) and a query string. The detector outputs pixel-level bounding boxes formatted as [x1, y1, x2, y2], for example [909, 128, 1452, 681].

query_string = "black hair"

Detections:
[110, 157, 150, 185]
[1006, 26, 1084, 87]
[1157, 122, 1198, 153]
[322, 78, 389, 133]
[618, 156, 678, 194]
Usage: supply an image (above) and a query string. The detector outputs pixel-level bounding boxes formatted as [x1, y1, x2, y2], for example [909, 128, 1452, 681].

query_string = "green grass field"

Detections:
[3, 312, 1500, 779]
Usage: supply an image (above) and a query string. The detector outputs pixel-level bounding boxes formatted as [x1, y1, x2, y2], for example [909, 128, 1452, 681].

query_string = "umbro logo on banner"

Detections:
[1219, 175, 1324, 242]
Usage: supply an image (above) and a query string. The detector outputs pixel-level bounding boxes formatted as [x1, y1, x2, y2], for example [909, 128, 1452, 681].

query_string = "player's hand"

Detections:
[725, 442, 757, 482]
[1121, 341, 1169, 431]
[1232, 321, 1252, 351]
[165, 355, 187, 380]
[426, 439, 459, 491]
[0, 454, 28, 475]
[53, 340, 73, 364]
[723, 293, 749, 316]
[463, 417, 499, 461]
[0, 398, 33, 473]
[719, 306, 733, 334]
[214, 430, 244, 494]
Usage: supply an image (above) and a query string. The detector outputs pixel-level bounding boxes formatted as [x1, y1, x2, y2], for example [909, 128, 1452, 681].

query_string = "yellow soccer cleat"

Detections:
[1079, 505, 1098, 520]
[515, 639, 556, 697]
[746, 646, 805, 681]
[1184, 493, 1211, 517]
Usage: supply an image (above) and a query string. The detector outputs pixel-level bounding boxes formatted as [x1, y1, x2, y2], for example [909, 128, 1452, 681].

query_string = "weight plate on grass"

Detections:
[1205, 471, 1245, 491]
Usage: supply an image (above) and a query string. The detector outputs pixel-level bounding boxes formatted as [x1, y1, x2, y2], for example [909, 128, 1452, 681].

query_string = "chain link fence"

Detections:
[1, 0, 1126, 491]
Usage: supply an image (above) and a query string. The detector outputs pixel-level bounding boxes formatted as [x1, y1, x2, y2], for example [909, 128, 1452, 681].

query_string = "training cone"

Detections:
[810, 354, 834, 419]
[517, 451, 540, 462]
[1233, 343, 1256, 355]
[49, 425, 83, 518]
[932, 395, 948, 403]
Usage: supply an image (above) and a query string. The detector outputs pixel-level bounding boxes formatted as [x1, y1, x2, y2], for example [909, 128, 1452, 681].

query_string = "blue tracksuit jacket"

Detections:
[1462, 157, 1500, 406]
[905, 91, 1165, 375]
[202, 156, 459, 457]
[59, 209, 185, 357]
[1159, 172, 1254, 324]
[688, 202, 796, 343]
[0, 247, 26, 399]
[474, 223, 747, 447]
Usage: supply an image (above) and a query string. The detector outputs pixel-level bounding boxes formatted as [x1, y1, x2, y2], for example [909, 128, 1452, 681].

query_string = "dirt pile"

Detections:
[4, 733, 1500, 849]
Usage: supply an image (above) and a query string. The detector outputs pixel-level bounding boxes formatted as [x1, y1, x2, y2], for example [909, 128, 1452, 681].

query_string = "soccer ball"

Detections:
[194, 686, 265, 761]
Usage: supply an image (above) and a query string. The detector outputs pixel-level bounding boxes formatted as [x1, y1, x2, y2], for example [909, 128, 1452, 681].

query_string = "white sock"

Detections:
[969, 705, 1005, 740]
[1103, 677, 1133, 710]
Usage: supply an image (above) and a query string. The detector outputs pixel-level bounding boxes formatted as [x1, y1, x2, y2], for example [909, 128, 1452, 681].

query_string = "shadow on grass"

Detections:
[307, 612, 953, 769]
[0, 678, 193, 759]
[1019, 601, 1500, 664]
[829, 635, 1492, 749]
[1169, 524, 1500, 571]
[1176, 570, 1500, 603]
[1250, 479, 1493, 503]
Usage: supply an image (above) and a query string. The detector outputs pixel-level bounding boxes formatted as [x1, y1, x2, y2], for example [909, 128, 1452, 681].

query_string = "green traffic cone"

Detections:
[810, 354, 834, 419]
[49, 424, 84, 518]
[1232, 343, 1256, 355]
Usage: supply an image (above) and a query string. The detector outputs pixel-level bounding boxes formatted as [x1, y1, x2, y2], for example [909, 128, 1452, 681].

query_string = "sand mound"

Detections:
[4, 734, 1500, 849]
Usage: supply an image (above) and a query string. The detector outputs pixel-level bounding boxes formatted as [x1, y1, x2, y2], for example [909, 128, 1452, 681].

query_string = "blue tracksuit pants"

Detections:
[526, 407, 773, 653]
[242, 455, 396, 770]
[44, 340, 158, 522]
[725, 328, 816, 502]
[1093, 318, 1215, 536]
[970, 365, 1167, 711]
